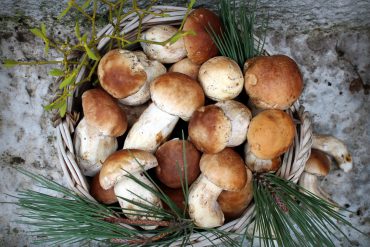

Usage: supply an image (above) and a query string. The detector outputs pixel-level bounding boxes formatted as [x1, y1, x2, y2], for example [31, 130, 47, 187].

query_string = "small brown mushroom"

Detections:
[247, 109, 296, 159]
[169, 58, 200, 80]
[90, 171, 117, 205]
[155, 139, 201, 189]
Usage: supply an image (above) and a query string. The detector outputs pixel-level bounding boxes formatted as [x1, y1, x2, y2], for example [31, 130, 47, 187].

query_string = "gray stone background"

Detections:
[0, 0, 369, 246]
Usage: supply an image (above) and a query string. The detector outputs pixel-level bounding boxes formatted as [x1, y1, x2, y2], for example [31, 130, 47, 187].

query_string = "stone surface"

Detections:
[0, 0, 369, 246]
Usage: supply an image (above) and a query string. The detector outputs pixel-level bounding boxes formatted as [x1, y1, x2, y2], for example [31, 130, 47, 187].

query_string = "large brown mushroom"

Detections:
[155, 139, 201, 189]
[183, 8, 222, 65]
[247, 109, 295, 159]
[244, 55, 303, 110]
[188, 148, 248, 228]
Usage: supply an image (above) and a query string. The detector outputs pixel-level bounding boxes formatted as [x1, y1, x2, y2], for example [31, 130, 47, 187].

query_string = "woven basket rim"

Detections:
[54, 5, 313, 246]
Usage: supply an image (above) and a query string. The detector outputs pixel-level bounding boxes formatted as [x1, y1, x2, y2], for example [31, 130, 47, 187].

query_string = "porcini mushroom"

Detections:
[244, 143, 282, 173]
[74, 89, 127, 176]
[90, 171, 117, 205]
[298, 149, 338, 207]
[99, 149, 162, 229]
[155, 138, 201, 189]
[183, 8, 222, 64]
[247, 109, 296, 159]
[217, 166, 253, 220]
[244, 55, 303, 110]
[119, 51, 166, 106]
[312, 134, 353, 172]
[169, 58, 200, 80]
[141, 25, 187, 63]
[199, 56, 244, 101]
[124, 72, 205, 152]
[188, 148, 248, 228]
[188, 100, 251, 154]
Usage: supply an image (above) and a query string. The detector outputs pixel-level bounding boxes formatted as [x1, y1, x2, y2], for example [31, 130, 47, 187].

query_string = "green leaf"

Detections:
[81, 33, 88, 43]
[59, 102, 67, 117]
[82, 0, 92, 9]
[74, 22, 81, 41]
[58, 5, 72, 20]
[84, 44, 99, 61]
[3, 59, 18, 68]
[30, 28, 44, 39]
[49, 68, 64, 77]
[59, 72, 76, 89]
[41, 23, 47, 36]
[44, 42, 50, 55]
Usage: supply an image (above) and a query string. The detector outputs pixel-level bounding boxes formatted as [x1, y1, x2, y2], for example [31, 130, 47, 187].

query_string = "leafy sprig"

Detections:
[209, 0, 268, 67]
[3, 0, 196, 118]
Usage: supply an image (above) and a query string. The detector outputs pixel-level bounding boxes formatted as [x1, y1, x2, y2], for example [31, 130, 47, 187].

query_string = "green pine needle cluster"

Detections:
[250, 173, 363, 247]
[209, 0, 268, 67]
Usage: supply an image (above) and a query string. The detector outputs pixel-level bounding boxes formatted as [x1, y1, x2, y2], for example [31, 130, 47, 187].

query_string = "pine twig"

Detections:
[111, 232, 172, 245]
[102, 217, 173, 227]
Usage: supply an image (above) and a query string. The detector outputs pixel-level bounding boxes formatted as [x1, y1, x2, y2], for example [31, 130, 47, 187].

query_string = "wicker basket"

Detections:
[55, 6, 313, 246]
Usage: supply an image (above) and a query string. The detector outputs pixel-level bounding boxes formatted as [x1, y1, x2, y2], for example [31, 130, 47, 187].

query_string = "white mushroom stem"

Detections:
[298, 172, 339, 208]
[123, 103, 179, 152]
[74, 118, 117, 176]
[312, 134, 353, 172]
[114, 172, 163, 230]
[244, 143, 281, 173]
[188, 174, 224, 228]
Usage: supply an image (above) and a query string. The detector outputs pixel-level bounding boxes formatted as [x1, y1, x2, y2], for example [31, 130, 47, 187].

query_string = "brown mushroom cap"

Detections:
[98, 49, 147, 99]
[90, 171, 118, 205]
[247, 109, 295, 159]
[169, 58, 200, 80]
[304, 149, 331, 176]
[200, 148, 247, 191]
[150, 72, 205, 121]
[188, 105, 231, 154]
[244, 55, 303, 110]
[183, 8, 222, 65]
[161, 186, 186, 212]
[99, 149, 158, 190]
[155, 139, 201, 189]
[82, 88, 127, 137]
[218, 167, 253, 220]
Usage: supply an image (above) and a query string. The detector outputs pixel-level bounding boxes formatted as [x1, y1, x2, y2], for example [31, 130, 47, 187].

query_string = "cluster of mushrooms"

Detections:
[74, 8, 353, 229]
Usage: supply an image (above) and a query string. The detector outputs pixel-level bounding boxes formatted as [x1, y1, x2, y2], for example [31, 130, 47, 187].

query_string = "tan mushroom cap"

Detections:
[169, 58, 200, 80]
[200, 148, 247, 191]
[218, 167, 253, 220]
[150, 72, 205, 121]
[99, 149, 158, 190]
[183, 8, 222, 65]
[304, 149, 331, 176]
[98, 49, 147, 99]
[82, 88, 127, 137]
[155, 139, 201, 189]
[244, 55, 303, 110]
[188, 105, 231, 154]
[247, 109, 295, 159]
[90, 171, 118, 205]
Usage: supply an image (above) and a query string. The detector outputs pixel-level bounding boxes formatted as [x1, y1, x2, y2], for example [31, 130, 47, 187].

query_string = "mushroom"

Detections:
[298, 149, 338, 207]
[217, 166, 253, 221]
[99, 149, 162, 229]
[244, 143, 282, 173]
[140, 25, 187, 64]
[74, 89, 127, 176]
[312, 134, 353, 172]
[119, 51, 166, 106]
[188, 100, 251, 154]
[169, 58, 200, 80]
[198, 56, 244, 101]
[124, 72, 205, 152]
[160, 186, 186, 212]
[155, 138, 201, 189]
[183, 8, 222, 64]
[90, 171, 117, 205]
[244, 55, 303, 110]
[247, 109, 296, 159]
[188, 148, 248, 228]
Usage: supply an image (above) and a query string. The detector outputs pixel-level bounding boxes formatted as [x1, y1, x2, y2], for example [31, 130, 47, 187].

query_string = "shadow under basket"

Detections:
[55, 5, 313, 246]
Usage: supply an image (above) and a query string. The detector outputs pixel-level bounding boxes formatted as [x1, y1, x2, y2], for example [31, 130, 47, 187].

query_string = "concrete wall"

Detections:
[0, 0, 369, 246]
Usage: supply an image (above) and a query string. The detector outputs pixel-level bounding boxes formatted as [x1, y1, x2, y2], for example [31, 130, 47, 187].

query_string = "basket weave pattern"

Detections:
[55, 6, 313, 246]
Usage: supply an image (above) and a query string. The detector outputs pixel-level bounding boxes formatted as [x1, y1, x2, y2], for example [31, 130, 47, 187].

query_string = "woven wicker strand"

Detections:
[54, 6, 313, 246]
